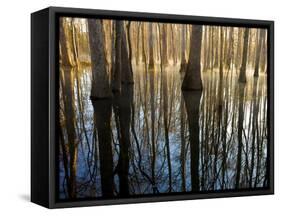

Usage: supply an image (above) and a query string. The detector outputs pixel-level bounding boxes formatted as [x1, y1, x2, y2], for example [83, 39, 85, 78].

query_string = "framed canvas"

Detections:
[31, 7, 274, 208]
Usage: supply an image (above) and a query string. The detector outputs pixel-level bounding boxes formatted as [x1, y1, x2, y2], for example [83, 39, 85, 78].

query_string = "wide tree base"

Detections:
[179, 63, 188, 73]
[90, 95, 112, 101]
[181, 75, 203, 91]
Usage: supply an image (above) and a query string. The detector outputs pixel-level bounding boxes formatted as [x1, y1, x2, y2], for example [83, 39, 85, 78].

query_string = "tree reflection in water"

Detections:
[59, 65, 268, 199]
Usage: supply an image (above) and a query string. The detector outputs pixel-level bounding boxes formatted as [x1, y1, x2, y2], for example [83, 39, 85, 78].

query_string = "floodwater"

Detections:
[58, 64, 268, 200]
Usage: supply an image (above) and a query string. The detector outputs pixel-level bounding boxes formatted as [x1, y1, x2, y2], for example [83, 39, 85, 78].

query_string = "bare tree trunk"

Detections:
[203, 26, 208, 71]
[182, 25, 203, 90]
[121, 22, 134, 84]
[162, 24, 169, 66]
[180, 25, 187, 73]
[59, 18, 72, 66]
[260, 30, 267, 73]
[136, 23, 141, 65]
[219, 27, 224, 76]
[236, 28, 242, 70]
[254, 29, 263, 77]
[238, 28, 249, 83]
[71, 19, 79, 66]
[218, 27, 224, 112]
[111, 21, 122, 92]
[148, 23, 154, 70]
[88, 19, 111, 99]
[214, 27, 219, 68]
[226, 28, 234, 70]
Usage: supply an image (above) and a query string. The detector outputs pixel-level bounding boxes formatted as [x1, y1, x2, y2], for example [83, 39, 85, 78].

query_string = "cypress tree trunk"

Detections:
[121, 22, 134, 84]
[88, 19, 111, 99]
[181, 25, 203, 90]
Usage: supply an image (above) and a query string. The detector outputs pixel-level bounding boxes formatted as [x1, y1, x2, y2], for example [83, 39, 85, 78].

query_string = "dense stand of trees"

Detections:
[58, 17, 268, 199]
[59, 18, 268, 83]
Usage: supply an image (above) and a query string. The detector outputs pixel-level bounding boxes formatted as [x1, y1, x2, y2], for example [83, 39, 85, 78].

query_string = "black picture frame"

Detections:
[31, 6, 274, 208]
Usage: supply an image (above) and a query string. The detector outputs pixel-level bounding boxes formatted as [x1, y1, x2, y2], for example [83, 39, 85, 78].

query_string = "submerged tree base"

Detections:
[181, 75, 203, 91]
[90, 95, 112, 101]
[179, 63, 188, 74]
[121, 81, 135, 85]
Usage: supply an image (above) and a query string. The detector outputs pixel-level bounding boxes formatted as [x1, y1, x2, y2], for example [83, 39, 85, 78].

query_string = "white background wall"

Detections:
[0, 0, 279, 215]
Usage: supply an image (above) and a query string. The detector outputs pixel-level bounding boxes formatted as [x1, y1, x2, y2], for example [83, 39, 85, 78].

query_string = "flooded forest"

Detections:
[58, 17, 268, 200]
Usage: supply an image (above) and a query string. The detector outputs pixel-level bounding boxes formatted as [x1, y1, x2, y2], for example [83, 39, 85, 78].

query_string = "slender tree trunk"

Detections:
[219, 27, 224, 76]
[136, 23, 141, 65]
[148, 23, 154, 70]
[226, 28, 234, 69]
[111, 21, 122, 92]
[161, 24, 169, 66]
[235, 28, 242, 70]
[71, 19, 79, 66]
[180, 25, 187, 73]
[59, 19, 72, 66]
[214, 27, 219, 68]
[218, 27, 224, 112]
[120, 22, 134, 84]
[238, 28, 249, 83]
[260, 30, 267, 73]
[254, 29, 263, 77]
